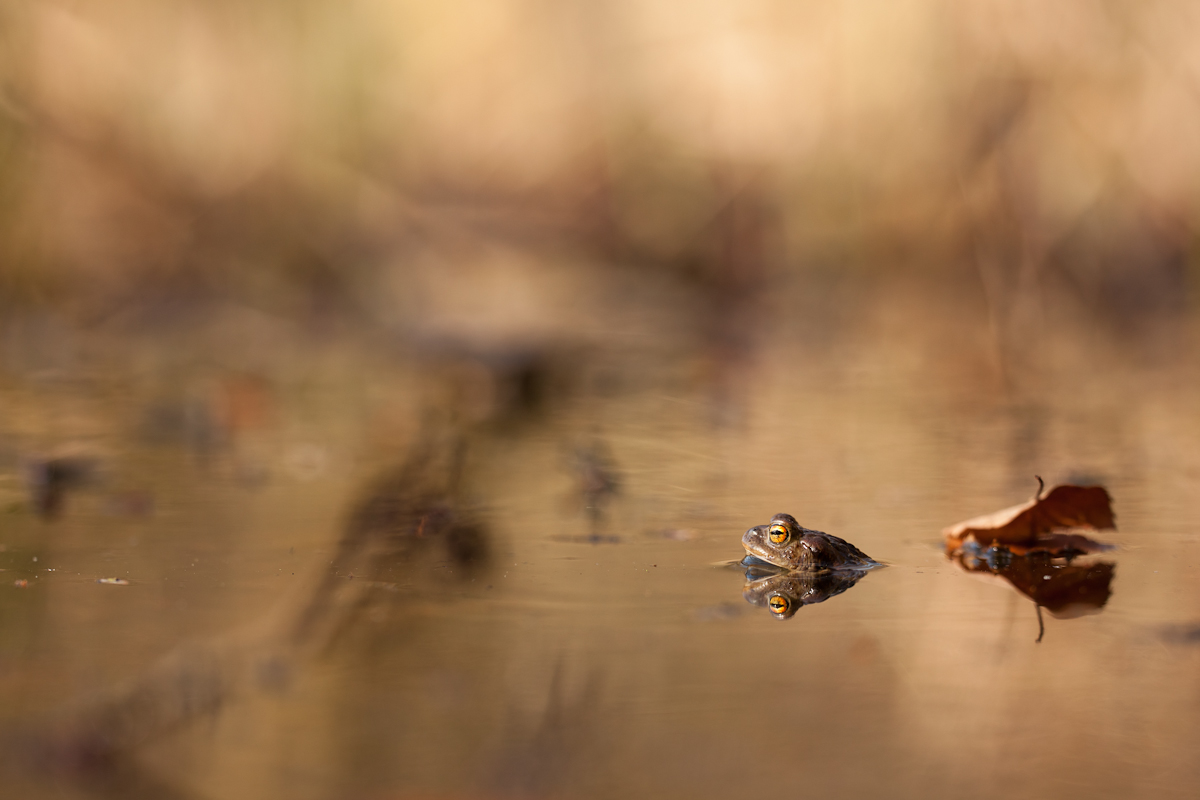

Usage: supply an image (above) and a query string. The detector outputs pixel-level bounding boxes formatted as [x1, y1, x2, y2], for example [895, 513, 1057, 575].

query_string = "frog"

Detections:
[741, 513, 877, 571]
[742, 565, 870, 619]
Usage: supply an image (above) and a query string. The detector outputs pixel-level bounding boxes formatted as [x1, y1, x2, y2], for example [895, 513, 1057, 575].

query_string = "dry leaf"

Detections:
[998, 532, 1114, 557]
[944, 483, 1115, 553]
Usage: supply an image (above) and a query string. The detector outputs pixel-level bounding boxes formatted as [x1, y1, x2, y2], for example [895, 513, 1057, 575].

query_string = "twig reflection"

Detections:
[26, 437, 489, 786]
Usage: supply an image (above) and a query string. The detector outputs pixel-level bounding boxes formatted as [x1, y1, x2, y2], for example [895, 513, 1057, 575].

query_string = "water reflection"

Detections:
[4, 271, 1200, 798]
[565, 439, 620, 534]
[23, 454, 98, 520]
[489, 663, 607, 798]
[26, 439, 489, 790]
[740, 561, 875, 619]
[950, 542, 1116, 641]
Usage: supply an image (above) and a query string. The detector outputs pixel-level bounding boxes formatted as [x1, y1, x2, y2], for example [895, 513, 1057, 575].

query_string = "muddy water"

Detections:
[2, 292, 1200, 800]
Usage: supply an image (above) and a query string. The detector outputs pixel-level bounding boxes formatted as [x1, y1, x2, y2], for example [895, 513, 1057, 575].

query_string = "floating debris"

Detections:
[944, 480, 1115, 554]
[97, 577, 130, 586]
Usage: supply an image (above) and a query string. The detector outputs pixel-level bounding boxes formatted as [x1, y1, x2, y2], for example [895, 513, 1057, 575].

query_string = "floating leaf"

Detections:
[97, 577, 130, 585]
[944, 483, 1115, 553]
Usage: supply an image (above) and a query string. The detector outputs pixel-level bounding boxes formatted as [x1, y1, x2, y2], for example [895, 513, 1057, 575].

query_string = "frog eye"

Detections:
[768, 524, 790, 545]
[768, 595, 791, 615]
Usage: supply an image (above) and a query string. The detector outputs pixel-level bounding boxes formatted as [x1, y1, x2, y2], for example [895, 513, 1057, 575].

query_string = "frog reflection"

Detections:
[740, 561, 872, 619]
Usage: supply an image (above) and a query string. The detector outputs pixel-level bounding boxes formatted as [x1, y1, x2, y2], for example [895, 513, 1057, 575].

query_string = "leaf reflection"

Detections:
[950, 542, 1116, 642]
[943, 481, 1119, 642]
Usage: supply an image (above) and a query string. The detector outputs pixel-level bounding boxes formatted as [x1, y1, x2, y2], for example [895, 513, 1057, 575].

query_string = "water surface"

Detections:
[2, 295, 1198, 800]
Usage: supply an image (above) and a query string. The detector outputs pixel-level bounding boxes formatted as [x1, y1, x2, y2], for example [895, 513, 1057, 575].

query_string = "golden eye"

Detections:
[768, 524, 789, 545]
[768, 595, 791, 615]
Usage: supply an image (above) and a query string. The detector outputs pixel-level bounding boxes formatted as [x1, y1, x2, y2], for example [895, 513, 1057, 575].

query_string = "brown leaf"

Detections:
[1000, 532, 1114, 557]
[943, 484, 1115, 552]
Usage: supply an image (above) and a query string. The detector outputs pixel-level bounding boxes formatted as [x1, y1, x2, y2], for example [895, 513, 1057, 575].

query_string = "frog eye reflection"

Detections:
[768, 595, 791, 615]
[768, 524, 790, 545]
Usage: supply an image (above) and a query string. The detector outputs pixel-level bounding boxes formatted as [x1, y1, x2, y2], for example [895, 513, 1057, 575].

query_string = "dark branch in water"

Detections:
[1034, 475, 1045, 501]
[1036, 604, 1045, 643]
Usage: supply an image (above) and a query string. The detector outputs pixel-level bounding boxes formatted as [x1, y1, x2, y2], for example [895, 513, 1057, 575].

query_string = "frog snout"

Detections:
[742, 525, 765, 546]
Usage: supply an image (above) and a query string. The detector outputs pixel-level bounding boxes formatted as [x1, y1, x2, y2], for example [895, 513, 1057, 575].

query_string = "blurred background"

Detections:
[4, 0, 1198, 346]
[3, 2, 1200, 799]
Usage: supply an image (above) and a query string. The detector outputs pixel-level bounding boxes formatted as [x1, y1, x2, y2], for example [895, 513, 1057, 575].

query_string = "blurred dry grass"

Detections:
[0, 0, 1198, 353]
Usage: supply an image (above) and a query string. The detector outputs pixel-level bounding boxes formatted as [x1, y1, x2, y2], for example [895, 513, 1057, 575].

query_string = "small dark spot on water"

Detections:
[1162, 624, 1200, 644]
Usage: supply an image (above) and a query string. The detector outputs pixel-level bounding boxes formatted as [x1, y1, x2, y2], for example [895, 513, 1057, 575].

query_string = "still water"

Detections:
[1, 290, 1199, 800]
